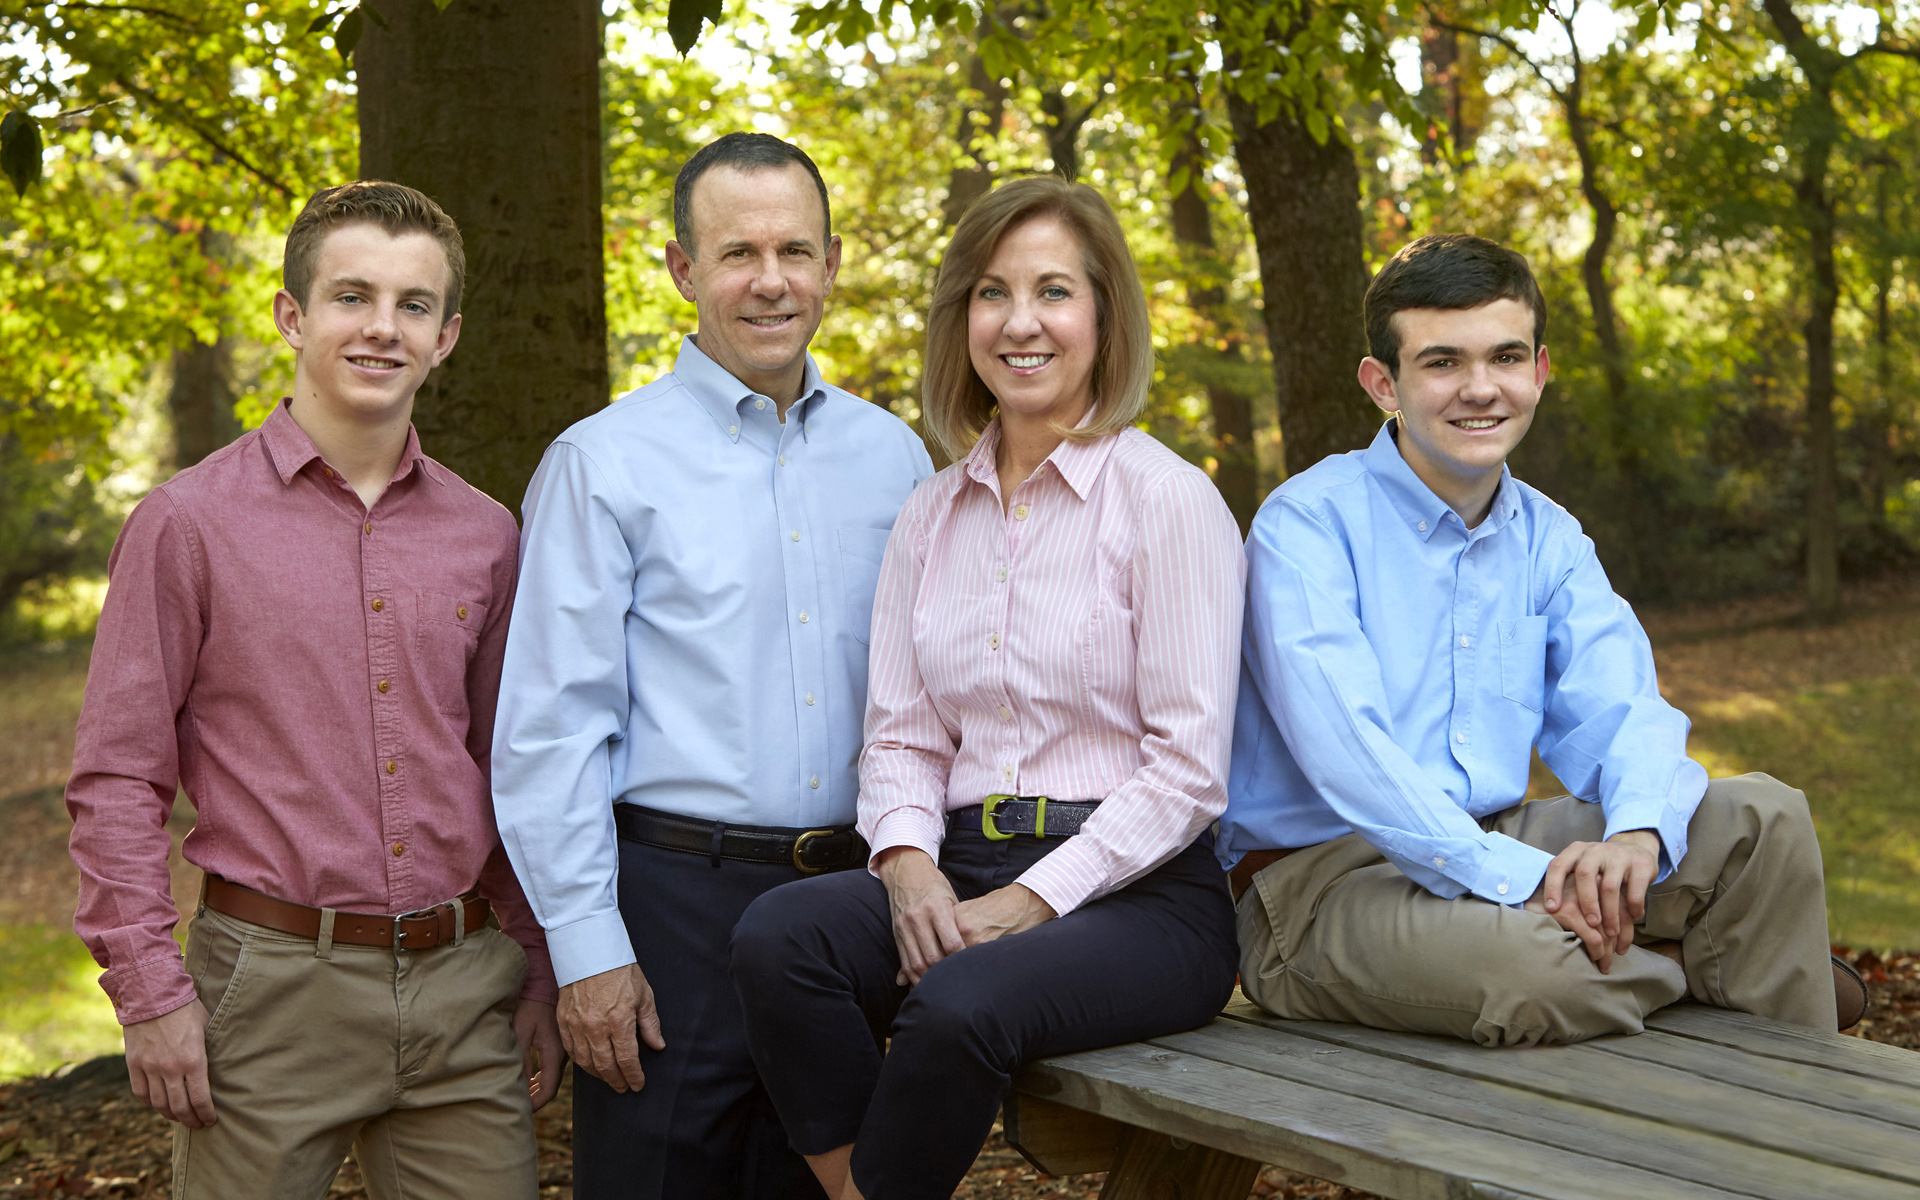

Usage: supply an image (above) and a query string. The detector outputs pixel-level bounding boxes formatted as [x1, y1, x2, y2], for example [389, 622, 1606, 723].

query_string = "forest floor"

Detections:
[1, 578, 1916, 1197]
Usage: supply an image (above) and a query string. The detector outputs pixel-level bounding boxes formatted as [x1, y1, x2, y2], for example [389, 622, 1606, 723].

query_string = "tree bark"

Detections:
[1038, 88, 1096, 181]
[356, 0, 607, 508]
[944, 55, 1007, 226]
[167, 337, 235, 471]
[1226, 94, 1377, 477]
[1170, 130, 1259, 532]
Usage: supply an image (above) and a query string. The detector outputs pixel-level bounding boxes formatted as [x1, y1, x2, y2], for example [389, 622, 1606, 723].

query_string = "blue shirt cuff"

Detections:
[1468, 834, 1554, 906]
[543, 909, 638, 989]
[1604, 801, 1687, 882]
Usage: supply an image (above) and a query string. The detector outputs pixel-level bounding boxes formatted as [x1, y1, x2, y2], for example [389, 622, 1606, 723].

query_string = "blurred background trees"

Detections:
[4, 0, 1919, 640]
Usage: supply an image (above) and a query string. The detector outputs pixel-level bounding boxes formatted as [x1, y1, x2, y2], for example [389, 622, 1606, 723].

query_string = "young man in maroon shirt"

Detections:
[67, 181, 563, 1199]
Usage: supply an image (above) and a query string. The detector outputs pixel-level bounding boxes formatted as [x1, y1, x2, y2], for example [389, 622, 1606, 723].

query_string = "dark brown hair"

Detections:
[1365, 234, 1546, 375]
[283, 181, 465, 322]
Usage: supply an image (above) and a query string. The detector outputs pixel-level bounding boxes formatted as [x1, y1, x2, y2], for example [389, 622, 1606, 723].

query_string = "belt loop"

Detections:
[452, 895, 467, 947]
[710, 822, 724, 869]
[315, 907, 336, 960]
[196, 874, 209, 918]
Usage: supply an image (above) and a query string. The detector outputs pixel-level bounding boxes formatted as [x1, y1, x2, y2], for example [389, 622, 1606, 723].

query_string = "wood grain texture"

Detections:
[1001, 1091, 1123, 1176]
[1097, 1126, 1262, 1200]
[1594, 1026, 1920, 1130]
[1647, 1003, 1920, 1086]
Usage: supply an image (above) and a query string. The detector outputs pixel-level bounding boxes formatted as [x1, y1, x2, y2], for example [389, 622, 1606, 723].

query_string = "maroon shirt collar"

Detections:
[259, 398, 443, 489]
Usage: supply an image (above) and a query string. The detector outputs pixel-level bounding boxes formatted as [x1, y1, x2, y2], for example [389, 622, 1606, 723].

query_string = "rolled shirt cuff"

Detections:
[865, 807, 948, 875]
[1467, 834, 1555, 907]
[541, 908, 637, 989]
[1604, 800, 1688, 882]
[102, 955, 199, 1027]
[1012, 838, 1103, 918]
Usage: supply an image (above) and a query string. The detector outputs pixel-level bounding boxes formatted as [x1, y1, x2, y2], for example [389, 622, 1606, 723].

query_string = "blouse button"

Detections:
[988, 632, 1000, 649]
[999, 705, 1011, 720]
[996, 566, 1007, 582]
[1013, 504, 1030, 521]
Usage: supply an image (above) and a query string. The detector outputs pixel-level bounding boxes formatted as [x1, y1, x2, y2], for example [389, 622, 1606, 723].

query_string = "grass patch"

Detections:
[0, 924, 124, 1081]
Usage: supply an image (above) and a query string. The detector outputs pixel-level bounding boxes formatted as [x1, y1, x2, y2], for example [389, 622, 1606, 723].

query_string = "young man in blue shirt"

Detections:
[1221, 234, 1863, 1046]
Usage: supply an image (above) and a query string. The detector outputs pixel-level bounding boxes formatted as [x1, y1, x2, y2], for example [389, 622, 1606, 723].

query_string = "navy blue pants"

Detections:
[573, 838, 829, 1200]
[729, 826, 1238, 1200]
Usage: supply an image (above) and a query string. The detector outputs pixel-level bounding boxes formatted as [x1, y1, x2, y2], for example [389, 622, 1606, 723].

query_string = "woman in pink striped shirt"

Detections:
[731, 176, 1246, 1200]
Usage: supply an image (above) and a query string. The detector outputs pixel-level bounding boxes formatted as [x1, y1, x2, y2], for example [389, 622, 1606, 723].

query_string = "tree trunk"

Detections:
[1038, 88, 1095, 181]
[944, 55, 1007, 226]
[1170, 131, 1259, 532]
[1799, 121, 1841, 620]
[1226, 95, 1376, 478]
[356, 0, 607, 509]
[168, 337, 235, 471]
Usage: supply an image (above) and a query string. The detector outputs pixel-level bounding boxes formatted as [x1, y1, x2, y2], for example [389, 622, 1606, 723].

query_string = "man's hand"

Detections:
[556, 964, 664, 1093]
[1525, 829, 1662, 973]
[876, 847, 963, 986]
[124, 1000, 216, 1129]
[953, 884, 1056, 950]
[511, 999, 566, 1111]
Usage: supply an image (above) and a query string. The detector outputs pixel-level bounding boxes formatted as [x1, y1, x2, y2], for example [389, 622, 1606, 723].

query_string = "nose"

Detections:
[1460, 362, 1500, 402]
[751, 251, 788, 299]
[361, 301, 400, 342]
[1004, 296, 1042, 340]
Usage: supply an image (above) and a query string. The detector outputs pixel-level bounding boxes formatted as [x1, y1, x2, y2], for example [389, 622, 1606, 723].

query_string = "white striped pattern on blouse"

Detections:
[858, 420, 1247, 916]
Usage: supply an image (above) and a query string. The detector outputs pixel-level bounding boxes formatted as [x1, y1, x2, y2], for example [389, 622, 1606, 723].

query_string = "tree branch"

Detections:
[111, 76, 296, 197]
[1425, 11, 1568, 104]
[1859, 40, 1920, 60]
[53, 2, 197, 23]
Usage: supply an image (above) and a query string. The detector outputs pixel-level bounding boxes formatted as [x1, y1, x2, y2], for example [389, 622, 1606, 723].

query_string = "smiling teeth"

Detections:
[1454, 418, 1500, 429]
[349, 357, 398, 368]
[1005, 355, 1050, 368]
[747, 316, 790, 326]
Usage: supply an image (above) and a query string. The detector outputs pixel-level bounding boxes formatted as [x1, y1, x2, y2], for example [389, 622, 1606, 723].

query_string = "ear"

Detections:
[1357, 356, 1401, 416]
[1534, 342, 1551, 391]
[823, 233, 842, 297]
[272, 289, 306, 352]
[428, 311, 463, 369]
[665, 240, 697, 303]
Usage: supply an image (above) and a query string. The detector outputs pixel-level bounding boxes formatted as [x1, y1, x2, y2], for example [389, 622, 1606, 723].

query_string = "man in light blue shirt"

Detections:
[1222, 234, 1856, 1047]
[492, 134, 931, 1198]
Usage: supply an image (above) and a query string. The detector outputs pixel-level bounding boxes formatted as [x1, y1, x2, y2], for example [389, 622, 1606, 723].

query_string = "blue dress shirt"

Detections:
[492, 337, 933, 986]
[1219, 421, 1705, 907]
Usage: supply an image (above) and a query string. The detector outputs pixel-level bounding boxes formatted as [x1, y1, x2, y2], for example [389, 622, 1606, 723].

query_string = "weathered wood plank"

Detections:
[1647, 1003, 1920, 1088]
[1594, 1028, 1920, 1130]
[1001, 1092, 1122, 1176]
[1221, 1005, 1920, 1187]
[1019, 1040, 1756, 1200]
[1097, 1126, 1263, 1200]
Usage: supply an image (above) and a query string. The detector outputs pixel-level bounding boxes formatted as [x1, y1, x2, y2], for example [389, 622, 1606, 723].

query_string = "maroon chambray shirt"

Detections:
[68, 400, 556, 1024]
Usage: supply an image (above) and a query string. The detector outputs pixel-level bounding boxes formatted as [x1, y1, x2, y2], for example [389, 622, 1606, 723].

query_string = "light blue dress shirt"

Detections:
[492, 337, 933, 987]
[1219, 421, 1705, 907]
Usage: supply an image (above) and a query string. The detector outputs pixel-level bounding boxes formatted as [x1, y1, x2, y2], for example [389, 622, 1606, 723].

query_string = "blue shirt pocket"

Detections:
[1497, 615, 1549, 713]
[838, 526, 893, 646]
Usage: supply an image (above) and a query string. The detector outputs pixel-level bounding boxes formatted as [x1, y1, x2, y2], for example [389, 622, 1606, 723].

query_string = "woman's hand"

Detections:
[876, 847, 964, 986]
[954, 884, 1056, 949]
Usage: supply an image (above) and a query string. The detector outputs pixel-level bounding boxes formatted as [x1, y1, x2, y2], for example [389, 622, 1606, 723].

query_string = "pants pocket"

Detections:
[185, 911, 256, 1048]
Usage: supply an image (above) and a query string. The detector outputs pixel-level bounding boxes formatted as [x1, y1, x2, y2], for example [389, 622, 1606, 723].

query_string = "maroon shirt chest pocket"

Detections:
[413, 589, 487, 716]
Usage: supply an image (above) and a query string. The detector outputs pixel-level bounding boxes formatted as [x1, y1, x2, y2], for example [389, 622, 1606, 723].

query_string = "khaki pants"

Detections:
[1237, 773, 1837, 1047]
[171, 906, 537, 1200]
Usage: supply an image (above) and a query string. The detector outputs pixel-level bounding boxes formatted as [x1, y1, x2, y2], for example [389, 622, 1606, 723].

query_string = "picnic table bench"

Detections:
[1002, 996, 1920, 1199]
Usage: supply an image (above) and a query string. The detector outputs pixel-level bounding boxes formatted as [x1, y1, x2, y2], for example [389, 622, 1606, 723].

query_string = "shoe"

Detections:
[1832, 954, 1869, 1032]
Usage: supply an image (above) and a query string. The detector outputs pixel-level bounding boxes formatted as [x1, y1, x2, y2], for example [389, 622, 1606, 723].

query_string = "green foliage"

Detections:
[1, 109, 41, 196]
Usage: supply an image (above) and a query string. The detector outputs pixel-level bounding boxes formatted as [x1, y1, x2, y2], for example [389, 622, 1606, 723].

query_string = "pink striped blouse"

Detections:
[858, 420, 1246, 916]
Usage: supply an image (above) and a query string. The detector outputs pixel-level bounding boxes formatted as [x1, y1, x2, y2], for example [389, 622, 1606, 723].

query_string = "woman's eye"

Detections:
[1043, 286, 1068, 300]
[978, 286, 1003, 300]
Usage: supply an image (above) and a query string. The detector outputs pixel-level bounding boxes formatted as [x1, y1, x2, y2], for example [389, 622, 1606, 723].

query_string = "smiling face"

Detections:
[665, 163, 840, 406]
[1357, 297, 1549, 519]
[966, 215, 1099, 433]
[272, 222, 461, 427]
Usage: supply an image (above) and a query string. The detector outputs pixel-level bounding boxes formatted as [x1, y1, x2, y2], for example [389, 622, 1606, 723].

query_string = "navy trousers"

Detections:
[730, 826, 1238, 1200]
[573, 838, 829, 1200]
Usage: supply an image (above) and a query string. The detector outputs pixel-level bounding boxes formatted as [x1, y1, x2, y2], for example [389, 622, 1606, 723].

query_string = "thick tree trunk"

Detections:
[1226, 95, 1376, 478]
[168, 337, 235, 471]
[356, 0, 607, 508]
[1170, 132, 1258, 532]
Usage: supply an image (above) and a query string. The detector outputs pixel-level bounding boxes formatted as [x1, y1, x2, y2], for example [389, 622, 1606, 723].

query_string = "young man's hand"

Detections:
[123, 999, 217, 1128]
[556, 964, 664, 1093]
[876, 846, 963, 986]
[1525, 830, 1662, 973]
[512, 998, 566, 1111]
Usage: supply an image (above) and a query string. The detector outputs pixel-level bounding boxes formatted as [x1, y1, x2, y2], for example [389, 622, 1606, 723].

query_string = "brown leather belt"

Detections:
[203, 876, 489, 951]
[1228, 846, 1304, 903]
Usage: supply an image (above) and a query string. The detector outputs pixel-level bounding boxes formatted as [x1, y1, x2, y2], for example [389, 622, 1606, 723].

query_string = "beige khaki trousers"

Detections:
[171, 905, 537, 1200]
[1237, 773, 1836, 1047]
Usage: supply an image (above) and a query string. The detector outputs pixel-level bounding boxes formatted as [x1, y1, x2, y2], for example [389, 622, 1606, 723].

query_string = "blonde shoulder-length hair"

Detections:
[921, 176, 1154, 462]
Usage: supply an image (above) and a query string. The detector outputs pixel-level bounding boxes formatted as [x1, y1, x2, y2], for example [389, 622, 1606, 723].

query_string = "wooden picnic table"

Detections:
[1002, 996, 1920, 1199]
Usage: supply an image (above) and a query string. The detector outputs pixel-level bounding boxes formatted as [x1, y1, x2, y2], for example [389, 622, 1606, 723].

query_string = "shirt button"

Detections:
[809, 776, 821, 789]
[1002, 766, 1013, 782]
[791, 530, 801, 542]
[778, 454, 786, 466]
[364, 521, 372, 535]
[370, 598, 384, 612]
[1459, 635, 1470, 648]
[1417, 520, 1428, 532]
[1455, 732, 1466, 744]
[754, 398, 767, 410]
[324, 467, 335, 478]
[392, 842, 405, 856]
[386, 760, 397, 774]
[799, 611, 810, 623]
[728, 424, 739, 436]
[1497, 881, 1511, 896]
[1433, 856, 1446, 868]
[806, 693, 816, 706]
[999, 705, 1011, 720]
[377, 679, 389, 693]
[457, 605, 468, 620]
[988, 632, 1000, 649]
[1013, 504, 1030, 521]
[996, 566, 1007, 582]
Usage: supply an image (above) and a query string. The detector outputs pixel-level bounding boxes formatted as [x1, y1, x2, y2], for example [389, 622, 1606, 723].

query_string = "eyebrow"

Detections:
[1414, 339, 1531, 361]
[975, 269, 1078, 286]
[328, 276, 441, 303]
[715, 237, 819, 254]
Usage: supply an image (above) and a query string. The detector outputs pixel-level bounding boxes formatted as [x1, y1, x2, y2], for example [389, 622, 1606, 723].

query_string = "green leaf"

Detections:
[307, 9, 338, 35]
[1305, 107, 1329, 145]
[1634, 5, 1659, 42]
[336, 7, 364, 62]
[668, 0, 724, 56]
[1, 110, 44, 199]
[1169, 163, 1192, 199]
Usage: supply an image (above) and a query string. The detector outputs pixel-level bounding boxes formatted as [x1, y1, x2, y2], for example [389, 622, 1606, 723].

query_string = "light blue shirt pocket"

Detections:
[839, 526, 894, 646]
[1498, 616, 1549, 712]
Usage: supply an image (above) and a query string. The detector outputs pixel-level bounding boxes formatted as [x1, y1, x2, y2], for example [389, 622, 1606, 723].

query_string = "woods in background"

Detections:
[3, 0, 1918, 632]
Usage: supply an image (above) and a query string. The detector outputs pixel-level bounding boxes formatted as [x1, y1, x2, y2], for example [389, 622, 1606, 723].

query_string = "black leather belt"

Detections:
[950, 796, 1101, 840]
[614, 805, 867, 874]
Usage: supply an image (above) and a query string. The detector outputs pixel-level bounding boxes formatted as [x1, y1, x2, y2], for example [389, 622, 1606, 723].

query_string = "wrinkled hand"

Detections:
[1525, 829, 1662, 974]
[512, 999, 566, 1111]
[954, 884, 1056, 950]
[876, 847, 963, 986]
[556, 964, 664, 1093]
[124, 999, 216, 1129]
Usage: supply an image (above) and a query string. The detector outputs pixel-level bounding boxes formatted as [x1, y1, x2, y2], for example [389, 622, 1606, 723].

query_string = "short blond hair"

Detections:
[922, 177, 1154, 460]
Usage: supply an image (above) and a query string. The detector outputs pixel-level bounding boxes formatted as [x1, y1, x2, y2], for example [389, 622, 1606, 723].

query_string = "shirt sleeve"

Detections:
[1245, 496, 1555, 905]
[65, 491, 205, 1025]
[1535, 525, 1704, 879]
[1014, 470, 1246, 916]
[857, 489, 956, 867]
[491, 443, 636, 989]
[467, 516, 557, 1004]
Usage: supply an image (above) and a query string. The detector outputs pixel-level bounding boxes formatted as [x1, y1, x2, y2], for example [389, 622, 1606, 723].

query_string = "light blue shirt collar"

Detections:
[674, 335, 830, 445]
[1362, 419, 1522, 544]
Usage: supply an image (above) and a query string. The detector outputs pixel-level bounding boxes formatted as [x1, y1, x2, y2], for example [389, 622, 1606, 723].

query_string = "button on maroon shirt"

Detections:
[68, 400, 557, 1024]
